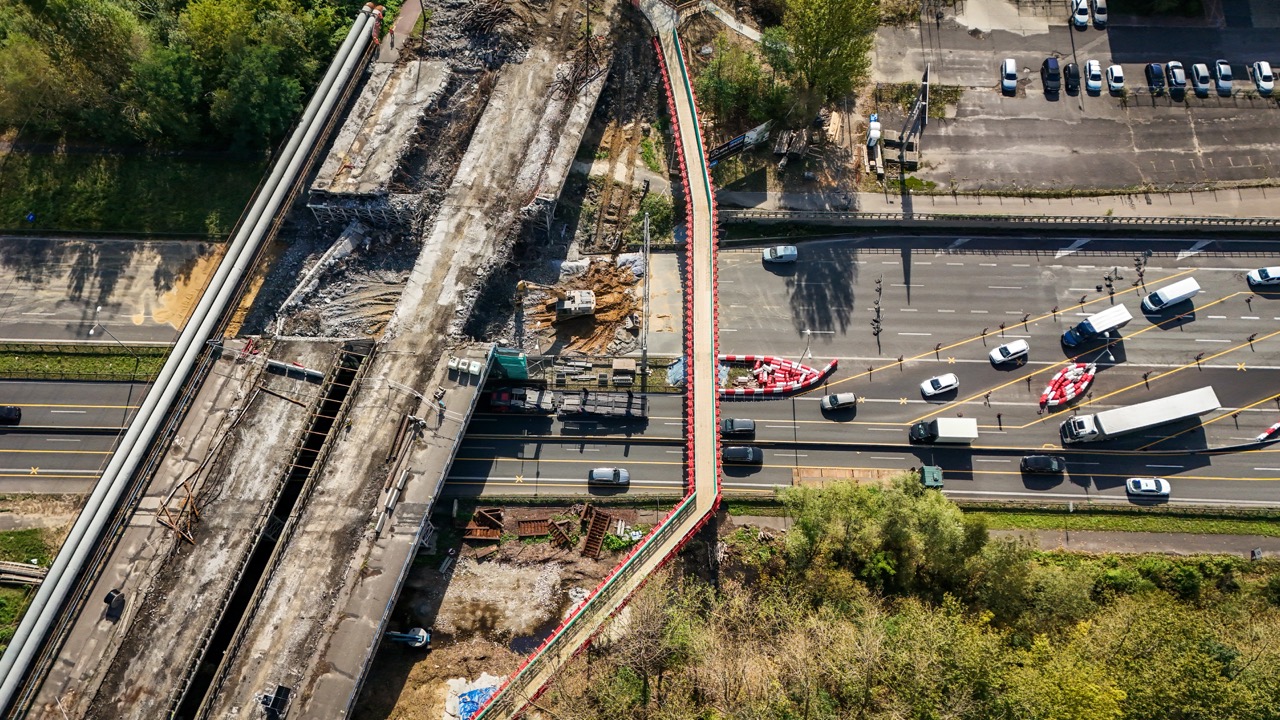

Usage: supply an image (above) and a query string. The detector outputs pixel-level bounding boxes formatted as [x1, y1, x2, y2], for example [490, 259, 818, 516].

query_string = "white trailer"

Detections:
[1060, 386, 1220, 443]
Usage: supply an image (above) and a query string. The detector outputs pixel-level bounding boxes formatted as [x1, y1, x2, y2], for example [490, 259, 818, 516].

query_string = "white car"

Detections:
[1246, 266, 1280, 286]
[1106, 64, 1125, 93]
[1092, 0, 1107, 26]
[1071, 0, 1089, 28]
[1000, 58, 1018, 94]
[820, 392, 858, 411]
[1084, 60, 1103, 93]
[1214, 59, 1233, 94]
[1253, 61, 1274, 94]
[920, 373, 959, 397]
[1126, 477, 1170, 497]
[989, 339, 1030, 365]
[762, 245, 798, 263]
[1190, 63, 1211, 96]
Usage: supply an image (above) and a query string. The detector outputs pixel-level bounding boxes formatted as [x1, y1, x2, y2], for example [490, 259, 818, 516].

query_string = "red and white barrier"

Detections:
[718, 355, 838, 397]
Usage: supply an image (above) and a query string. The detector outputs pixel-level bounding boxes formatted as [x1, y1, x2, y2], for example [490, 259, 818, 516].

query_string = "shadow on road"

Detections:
[786, 245, 859, 337]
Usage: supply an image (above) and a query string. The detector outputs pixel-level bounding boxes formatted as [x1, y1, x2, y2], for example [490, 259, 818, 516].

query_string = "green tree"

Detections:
[1006, 633, 1125, 720]
[783, 0, 878, 101]
[694, 34, 766, 126]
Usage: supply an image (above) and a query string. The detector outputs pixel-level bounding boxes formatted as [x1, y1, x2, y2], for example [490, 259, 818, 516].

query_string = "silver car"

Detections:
[589, 467, 630, 485]
[1126, 477, 1170, 497]
[762, 245, 798, 263]
[820, 392, 858, 410]
[1214, 59, 1233, 95]
[1190, 63, 1211, 96]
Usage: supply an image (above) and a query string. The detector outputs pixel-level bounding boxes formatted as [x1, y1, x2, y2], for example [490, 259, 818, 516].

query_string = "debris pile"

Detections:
[520, 257, 643, 354]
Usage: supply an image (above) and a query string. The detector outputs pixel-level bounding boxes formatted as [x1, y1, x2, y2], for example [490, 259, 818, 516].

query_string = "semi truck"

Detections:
[487, 388, 648, 419]
[1059, 386, 1220, 444]
[1062, 303, 1133, 347]
[909, 417, 980, 444]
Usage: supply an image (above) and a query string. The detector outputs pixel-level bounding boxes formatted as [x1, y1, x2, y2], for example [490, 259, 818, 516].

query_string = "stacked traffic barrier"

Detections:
[718, 355, 839, 397]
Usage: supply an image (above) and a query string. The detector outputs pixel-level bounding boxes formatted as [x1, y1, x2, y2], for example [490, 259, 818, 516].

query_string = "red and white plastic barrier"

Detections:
[718, 355, 838, 397]
[1040, 362, 1096, 407]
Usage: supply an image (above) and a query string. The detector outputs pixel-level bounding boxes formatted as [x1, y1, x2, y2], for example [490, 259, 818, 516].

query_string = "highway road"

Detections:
[0, 380, 145, 492]
[445, 238, 1280, 507]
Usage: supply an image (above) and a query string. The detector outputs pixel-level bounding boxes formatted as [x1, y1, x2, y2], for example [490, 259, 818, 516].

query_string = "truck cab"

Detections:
[1062, 303, 1132, 347]
[1060, 415, 1099, 442]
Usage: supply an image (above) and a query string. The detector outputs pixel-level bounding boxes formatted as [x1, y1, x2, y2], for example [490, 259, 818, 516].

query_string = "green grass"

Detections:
[0, 347, 167, 380]
[640, 137, 661, 174]
[876, 83, 964, 119]
[971, 511, 1280, 538]
[886, 175, 938, 192]
[0, 149, 265, 234]
[0, 528, 53, 565]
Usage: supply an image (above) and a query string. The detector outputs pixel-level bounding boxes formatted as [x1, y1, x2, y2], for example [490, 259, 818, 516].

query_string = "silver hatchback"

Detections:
[589, 467, 630, 485]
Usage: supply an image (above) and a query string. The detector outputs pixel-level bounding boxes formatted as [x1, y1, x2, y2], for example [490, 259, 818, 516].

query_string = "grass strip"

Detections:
[972, 510, 1280, 538]
[0, 347, 168, 379]
[0, 528, 59, 653]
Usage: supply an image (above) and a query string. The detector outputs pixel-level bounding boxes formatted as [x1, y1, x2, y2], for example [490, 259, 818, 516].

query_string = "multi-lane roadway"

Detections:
[0, 380, 144, 493]
[445, 238, 1280, 507]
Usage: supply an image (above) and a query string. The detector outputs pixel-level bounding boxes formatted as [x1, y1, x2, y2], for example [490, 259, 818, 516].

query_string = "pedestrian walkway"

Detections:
[375, 1, 424, 64]
[704, 2, 761, 42]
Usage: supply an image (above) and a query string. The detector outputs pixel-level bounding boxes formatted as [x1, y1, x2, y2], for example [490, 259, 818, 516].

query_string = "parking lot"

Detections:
[871, 0, 1280, 189]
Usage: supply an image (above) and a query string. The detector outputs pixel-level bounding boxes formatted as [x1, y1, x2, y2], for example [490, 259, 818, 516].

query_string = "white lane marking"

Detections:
[1195, 339, 1231, 343]
[582, 448, 600, 452]
[970, 310, 988, 314]
[882, 261, 897, 264]
[891, 283, 924, 287]
[773, 452, 807, 457]
[666, 450, 683, 454]
[50, 410, 87, 414]
[988, 286, 1022, 290]
[869, 456, 899, 460]
[899, 308, 918, 312]
[1078, 265, 1096, 269]
[916, 262, 933, 265]
[664, 421, 682, 425]
[946, 262, 965, 266]
[45, 438, 82, 443]
[898, 332, 933, 336]
[980, 263, 998, 267]
[1068, 288, 1095, 291]
[21, 312, 57, 316]
[975, 459, 1012, 463]
[1177, 240, 1212, 260]
[868, 428, 901, 432]
[1055, 239, 1091, 258]
[1012, 263, 1031, 267]
[765, 424, 797, 428]
[1254, 467, 1280, 471]
[1242, 316, 1260, 320]
[938, 309, 956, 313]
[1071, 462, 1101, 466]
[1146, 464, 1184, 469]
[1208, 315, 1227, 319]
[721, 328, 738, 332]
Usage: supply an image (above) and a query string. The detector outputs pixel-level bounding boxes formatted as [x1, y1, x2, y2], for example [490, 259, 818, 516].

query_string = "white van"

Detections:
[1142, 277, 1200, 312]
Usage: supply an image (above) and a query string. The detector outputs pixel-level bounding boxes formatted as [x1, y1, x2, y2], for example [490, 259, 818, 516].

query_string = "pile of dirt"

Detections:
[524, 258, 640, 354]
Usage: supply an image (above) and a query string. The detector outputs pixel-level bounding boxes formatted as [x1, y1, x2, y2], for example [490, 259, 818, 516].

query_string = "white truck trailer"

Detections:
[1059, 386, 1220, 443]
[909, 417, 980, 444]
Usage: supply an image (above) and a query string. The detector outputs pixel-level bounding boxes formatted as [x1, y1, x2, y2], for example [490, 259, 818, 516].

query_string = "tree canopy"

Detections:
[0, 0, 370, 148]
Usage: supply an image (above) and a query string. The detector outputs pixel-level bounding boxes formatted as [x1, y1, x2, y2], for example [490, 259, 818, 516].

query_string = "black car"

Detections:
[1064, 62, 1081, 93]
[1021, 455, 1066, 474]
[720, 418, 756, 437]
[1145, 63, 1165, 94]
[723, 446, 763, 464]
[0, 406, 20, 425]
[1041, 57, 1062, 93]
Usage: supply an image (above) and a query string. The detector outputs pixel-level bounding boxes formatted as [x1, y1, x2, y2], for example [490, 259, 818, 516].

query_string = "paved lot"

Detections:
[446, 235, 1280, 507]
[871, 2, 1280, 190]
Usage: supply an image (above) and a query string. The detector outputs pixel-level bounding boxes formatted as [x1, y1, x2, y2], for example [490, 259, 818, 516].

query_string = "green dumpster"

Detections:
[920, 465, 944, 489]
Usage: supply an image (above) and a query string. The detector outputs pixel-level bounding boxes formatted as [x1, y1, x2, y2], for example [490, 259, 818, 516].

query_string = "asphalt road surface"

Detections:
[445, 237, 1280, 507]
[0, 380, 146, 492]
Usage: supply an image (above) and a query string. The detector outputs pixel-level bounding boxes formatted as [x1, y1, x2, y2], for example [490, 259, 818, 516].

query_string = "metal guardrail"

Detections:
[720, 209, 1280, 227]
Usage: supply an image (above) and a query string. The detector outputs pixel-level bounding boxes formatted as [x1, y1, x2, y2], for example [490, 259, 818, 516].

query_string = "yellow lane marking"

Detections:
[817, 268, 1198, 395]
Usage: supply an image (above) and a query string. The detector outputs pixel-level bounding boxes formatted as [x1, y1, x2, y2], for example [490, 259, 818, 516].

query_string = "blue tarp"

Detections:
[459, 687, 498, 719]
[667, 357, 686, 386]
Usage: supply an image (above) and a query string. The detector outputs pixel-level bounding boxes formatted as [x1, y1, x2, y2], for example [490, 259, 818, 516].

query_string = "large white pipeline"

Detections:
[0, 6, 378, 710]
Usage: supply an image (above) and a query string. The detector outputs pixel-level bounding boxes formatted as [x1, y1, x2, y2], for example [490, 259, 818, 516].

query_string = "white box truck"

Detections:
[1059, 386, 1220, 443]
[909, 417, 979, 444]
[1062, 303, 1133, 347]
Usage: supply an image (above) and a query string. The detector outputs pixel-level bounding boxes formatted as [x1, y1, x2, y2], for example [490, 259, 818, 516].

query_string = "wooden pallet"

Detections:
[517, 519, 550, 537]
[550, 520, 574, 548]
[473, 507, 505, 529]
[582, 507, 611, 559]
[463, 525, 501, 541]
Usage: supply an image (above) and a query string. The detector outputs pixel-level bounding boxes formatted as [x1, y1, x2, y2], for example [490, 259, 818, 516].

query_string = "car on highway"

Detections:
[722, 446, 763, 464]
[1084, 60, 1103, 93]
[1145, 63, 1165, 94]
[720, 417, 756, 437]
[1246, 266, 1280, 286]
[1165, 61, 1187, 96]
[1064, 62, 1081, 93]
[1107, 64, 1125, 93]
[989, 339, 1030, 365]
[588, 467, 630, 485]
[1126, 476, 1171, 497]
[0, 406, 20, 425]
[1071, 0, 1089, 28]
[1253, 61, 1275, 94]
[762, 245, 798, 263]
[1020, 455, 1066, 474]
[1041, 57, 1062, 94]
[1000, 58, 1019, 94]
[820, 392, 858, 411]
[920, 373, 960, 397]
[1092, 0, 1107, 26]
[1214, 59, 1233, 94]
[1189, 63, 1211, 96]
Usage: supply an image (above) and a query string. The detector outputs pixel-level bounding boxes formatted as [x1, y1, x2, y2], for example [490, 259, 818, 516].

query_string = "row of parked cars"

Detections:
[1009, 57, 1275, 97]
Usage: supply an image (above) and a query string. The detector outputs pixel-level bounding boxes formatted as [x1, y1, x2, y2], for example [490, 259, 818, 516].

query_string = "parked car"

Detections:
[1165, 61, 1187, 95]
[1041, 57, 1062, 93]
[1084, 60, 1103, 93]
[1126, 476, 1170, 497]
[1214, 59, 1233, 95]
[820, 392, 858, 411]
[763, 245, 798, 263]
[722, 446, 763, 464]
[989, 339, 1030, 365]
[1253, 61, 1275, 94]
[1021, 455, 1066, 474]
[1107, 64, 1125, 93]
[1189, 63, 1211, 96]
[589, 467, 630, 485]
[720, 418, 756, 437]
[1246, 266, 1280, 286]
[1071, 0, 1090, 28]
[1145, 63, 1165, 94]
[1000, 57, 1019, 94]
[1064, 62, 1081, 93]
[0, 406, 20, 425]
[1092, 0, 1108, 26]
[920, 373, 960, 397]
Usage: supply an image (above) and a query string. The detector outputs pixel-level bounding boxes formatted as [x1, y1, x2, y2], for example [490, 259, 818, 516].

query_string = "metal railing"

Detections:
[720, 209, 1280, 228]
